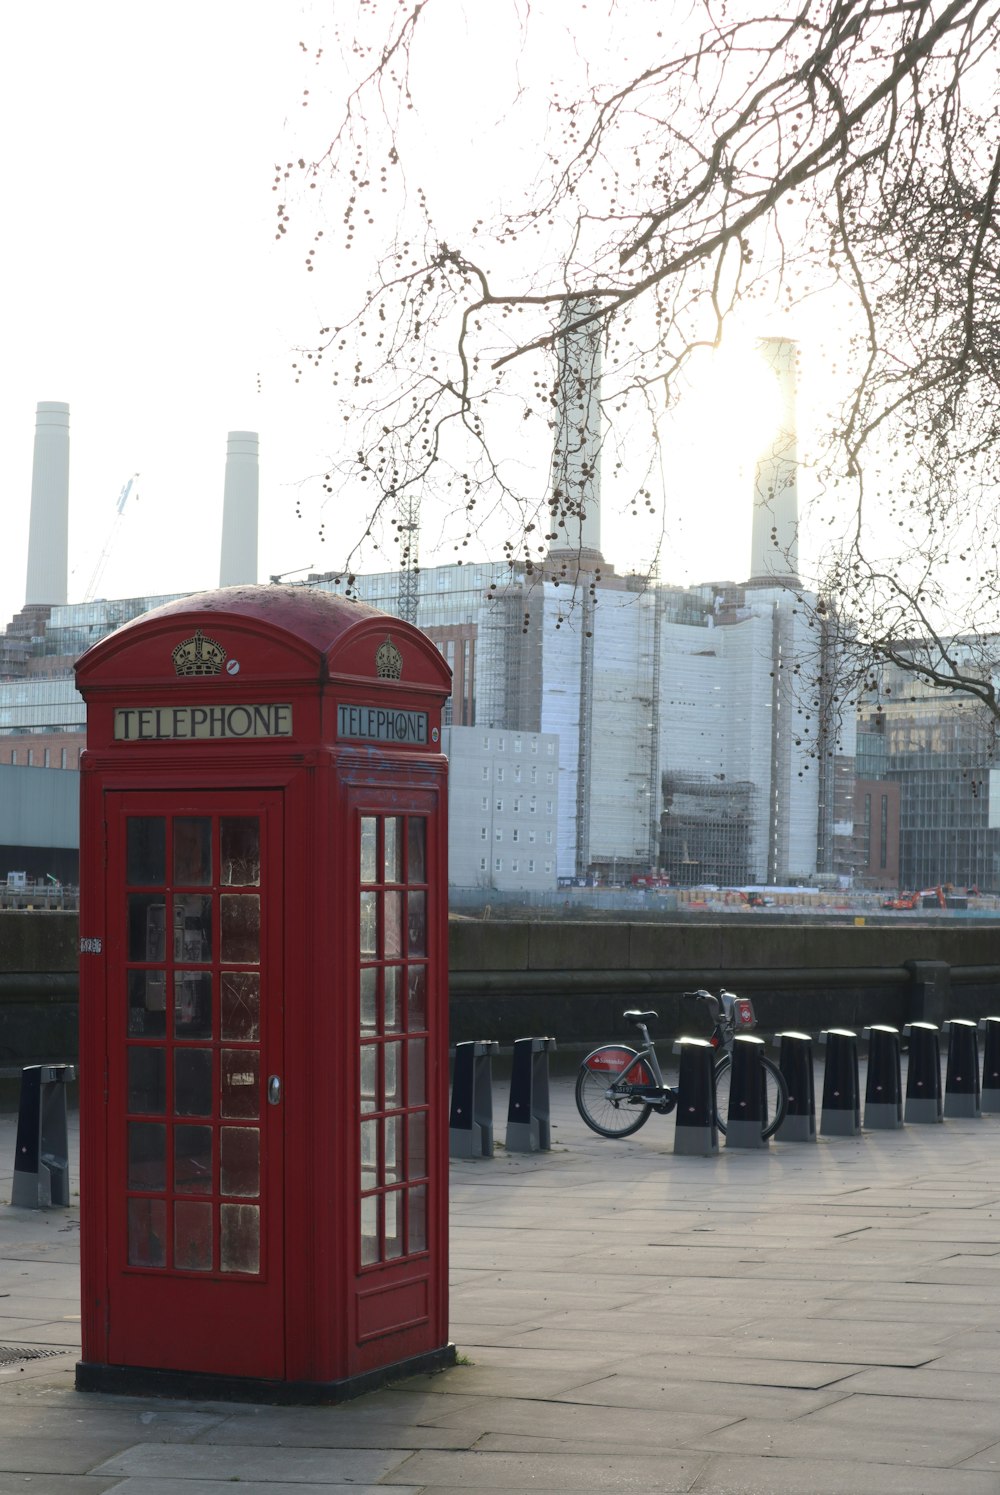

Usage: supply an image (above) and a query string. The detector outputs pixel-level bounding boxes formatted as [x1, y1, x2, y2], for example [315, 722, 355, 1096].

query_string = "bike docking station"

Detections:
[863, 1025, 904, 1130]
[773, 1032, 817, 1142]
[10, 1063, 77, 1208]
[671, 1038, 718, 1156]
[724, 1034, 770, 1149]
[73, 585, 455, 1404]
[449, 1041, 499, 1158]
[506, 1036, 557, 1153]
[819, 1029, 862, 1136]
[903, 1022, 944, 1123]
[979, 1017, 1000, 1112]
[943, 1018, 982, 1118]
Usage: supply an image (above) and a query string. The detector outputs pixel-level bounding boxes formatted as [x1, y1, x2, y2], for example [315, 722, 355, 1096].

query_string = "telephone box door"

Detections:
[104, 790, 284, 1378]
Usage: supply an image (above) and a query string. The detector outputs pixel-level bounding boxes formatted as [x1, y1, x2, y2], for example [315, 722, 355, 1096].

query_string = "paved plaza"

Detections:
[3, 1071, 1000, 1492]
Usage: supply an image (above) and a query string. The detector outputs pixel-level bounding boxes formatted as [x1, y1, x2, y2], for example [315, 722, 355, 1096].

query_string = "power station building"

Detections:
[0, 346, 868, 892]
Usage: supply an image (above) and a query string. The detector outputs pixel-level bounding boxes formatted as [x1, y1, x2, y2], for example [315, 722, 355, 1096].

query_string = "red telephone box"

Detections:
[73, 585, 454, 1401]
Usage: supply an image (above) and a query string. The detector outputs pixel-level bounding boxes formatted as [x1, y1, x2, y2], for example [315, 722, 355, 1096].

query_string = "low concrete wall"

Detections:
[2, 912, 999, 1068]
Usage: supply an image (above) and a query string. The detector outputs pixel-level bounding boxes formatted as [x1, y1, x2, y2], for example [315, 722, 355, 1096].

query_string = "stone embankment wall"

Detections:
[3, 911, 997, 1069]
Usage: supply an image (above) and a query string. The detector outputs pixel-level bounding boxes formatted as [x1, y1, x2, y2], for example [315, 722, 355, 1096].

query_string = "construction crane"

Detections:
[84, 474, 138, 601]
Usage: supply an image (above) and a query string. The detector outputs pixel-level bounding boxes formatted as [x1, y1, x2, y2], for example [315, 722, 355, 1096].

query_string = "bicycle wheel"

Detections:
[576, 1045, 654, 1137]
[713, 1053, 788, 1140]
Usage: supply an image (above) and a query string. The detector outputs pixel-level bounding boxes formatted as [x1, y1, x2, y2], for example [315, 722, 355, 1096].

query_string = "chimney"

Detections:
[548, 299, 604, 564]
[748, 337, 800, 589]
[25, 401, 70, 605]
[219, 431, 259, 587]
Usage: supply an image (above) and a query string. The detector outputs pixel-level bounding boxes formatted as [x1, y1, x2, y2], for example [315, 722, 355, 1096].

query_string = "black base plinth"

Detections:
[75, 1342, 457, 1405]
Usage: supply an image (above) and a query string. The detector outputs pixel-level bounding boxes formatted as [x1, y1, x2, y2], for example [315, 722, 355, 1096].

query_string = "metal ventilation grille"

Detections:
[0, 1345, 65, 1365]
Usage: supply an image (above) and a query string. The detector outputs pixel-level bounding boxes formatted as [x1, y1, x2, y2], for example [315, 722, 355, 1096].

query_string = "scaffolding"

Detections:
[659, 771, 758, 887]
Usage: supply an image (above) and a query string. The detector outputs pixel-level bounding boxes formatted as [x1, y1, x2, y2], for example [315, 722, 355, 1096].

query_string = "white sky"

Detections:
[0, 0, 836, 629]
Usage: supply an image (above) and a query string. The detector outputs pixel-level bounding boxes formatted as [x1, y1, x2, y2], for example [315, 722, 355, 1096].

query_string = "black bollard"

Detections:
[506, 1036, 557, 1152]
[943, 1019, 981, 1119]
[774, 1031, 816, 1142]
[11, 1063, 76, 1208]
[903, 1022, 943, 1124]
[449, 1040, 499, 1157]
[672, 1037, 718, 1156]
[725, 1033, 769, 1149]
[820, 1029, 861, 1136]
[978, 1018, 1000, 1113]
[863, 1025, 904, 1130]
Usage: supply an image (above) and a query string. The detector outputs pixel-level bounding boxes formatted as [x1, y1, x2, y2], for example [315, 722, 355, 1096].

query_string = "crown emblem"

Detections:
[375, 635, 403, 680]
[172, 629, 226, 677]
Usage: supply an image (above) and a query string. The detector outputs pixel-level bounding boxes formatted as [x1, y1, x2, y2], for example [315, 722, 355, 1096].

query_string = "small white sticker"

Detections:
[226, 659, 240, 675]
[79, 937, 103, 954]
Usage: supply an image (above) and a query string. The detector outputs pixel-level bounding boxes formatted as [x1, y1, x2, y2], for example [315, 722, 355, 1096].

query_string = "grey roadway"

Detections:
[3, 1068, 1000, 1493]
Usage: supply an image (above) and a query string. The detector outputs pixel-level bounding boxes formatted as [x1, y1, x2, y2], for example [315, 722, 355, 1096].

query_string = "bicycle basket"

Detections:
[721, 991, 757, 1029]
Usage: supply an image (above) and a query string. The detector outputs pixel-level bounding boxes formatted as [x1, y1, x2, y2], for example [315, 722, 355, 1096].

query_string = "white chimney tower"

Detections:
[25, 401, 70, 605]
[748, 337, 800, 589]
[548, 299, 604, 560]
[219, 431, 259, 587]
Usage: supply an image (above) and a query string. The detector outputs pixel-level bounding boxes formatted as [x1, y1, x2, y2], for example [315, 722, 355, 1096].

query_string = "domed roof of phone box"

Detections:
[74, 584, 452, 691]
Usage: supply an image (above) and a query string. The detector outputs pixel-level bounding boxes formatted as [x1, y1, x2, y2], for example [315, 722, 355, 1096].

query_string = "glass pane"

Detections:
[127, 818, 165, 886]
[384, 1041, 402, 1108]
[174, 1200, 213, 1271]
[174, 971, 212, 1039]
[384, 892, 403, 958]
[407, 966, 426, 1030]
[128, 895, 167, 961]
[408, 1183, 427, 1254]
[360, 817, 377, 883]
[220, 1203, 260, 1274]
[220, 1127, 260, 1197]
[360, 1046, 377, 1113]
[173, 818, 211, 886]
[408, 818, 426, 884]
[221, 817, 260, 885]
[384, 817, 402, 882]
[220, 972, 260, 1041]
[173, 896, 212, 962]
[407, 891, 427, 956]
[360, 891, 377, 957]
[361, 1194, 379, 1266]
[220, 895, 260, 964]
[127, 1121, 166, 1190]
[384, 966, 401, 1032]
[384, 1115, 401, 1185]
[384, 1191, 403, 1260]
[408, 1112, 427, 1180]
[360, 968, 377, 1033]
[174, 1048, 213, 1117]
[128, 970, 167, 1038]
[221, 1049, 260, 1119]
[128, 1197, 166, 1267]
[127, 1047, 165, 1114]
[174, 1125, 212, 1193]
[360, 1118, 378, 1193]
[408, 1039, 426, 1107]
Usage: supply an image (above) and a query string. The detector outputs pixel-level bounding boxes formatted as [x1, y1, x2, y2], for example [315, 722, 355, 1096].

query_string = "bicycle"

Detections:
[575, 989, 789, 1139]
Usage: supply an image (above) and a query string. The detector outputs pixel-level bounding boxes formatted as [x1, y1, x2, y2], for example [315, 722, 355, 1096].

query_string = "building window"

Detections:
[494, 857, 503, 872]
[511, 859, 519, 872]
[546, 741, 555, 756]
[880, 794, 889, 870]
[480, 857, 487, 872]
[530, 768, 537, 784]
[545, 830, 553, 845]
[496, 799, 503, 812]
[482, 766, 489, 781]
[496, 767, 504, 783]
[545, 800, 553, 814]
[546, 770, 554, 785]
[60, 749, 67, 768]
[513, 736, 522, 753]
[529, 830, 536, 844]
[544, 860, 553, 874]
[529, 799, 536, 814]
[512, 829, 519, 843]
[480, 826, 487, 840]
[495, 828, 503, 842]
[531, 739, 538, 754]
[43, 748, 50, 767]
[528, 859, 535, 873]
[514, 765, 522, 782]
[482, 734, 490, 749]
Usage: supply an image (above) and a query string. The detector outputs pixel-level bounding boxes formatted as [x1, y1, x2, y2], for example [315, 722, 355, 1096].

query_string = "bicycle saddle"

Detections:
[624, 1009, 657, 1024]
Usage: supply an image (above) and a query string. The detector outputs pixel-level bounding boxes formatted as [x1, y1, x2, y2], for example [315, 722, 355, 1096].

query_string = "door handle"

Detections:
[267, 1075, 282, 1105]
